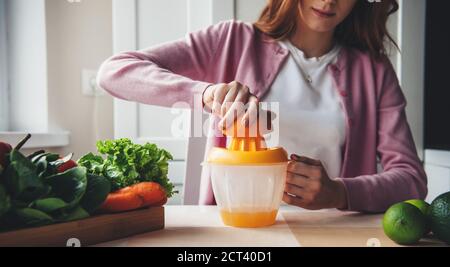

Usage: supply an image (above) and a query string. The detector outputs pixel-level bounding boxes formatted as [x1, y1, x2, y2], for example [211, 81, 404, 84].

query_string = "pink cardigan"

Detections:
[98, 20, 427, 213]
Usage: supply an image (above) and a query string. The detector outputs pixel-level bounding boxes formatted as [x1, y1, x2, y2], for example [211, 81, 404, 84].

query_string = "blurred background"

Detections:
[0, 0, 448, 205]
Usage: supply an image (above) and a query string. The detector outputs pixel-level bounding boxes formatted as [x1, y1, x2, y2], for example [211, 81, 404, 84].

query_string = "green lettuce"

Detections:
[78, 139, 176, 197]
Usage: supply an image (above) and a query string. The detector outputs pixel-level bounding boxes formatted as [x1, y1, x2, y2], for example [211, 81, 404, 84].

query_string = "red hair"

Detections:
[254, 0, 399, 58]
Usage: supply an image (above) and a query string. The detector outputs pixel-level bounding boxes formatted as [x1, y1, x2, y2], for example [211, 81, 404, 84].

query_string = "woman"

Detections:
[98, 0, 427, 213]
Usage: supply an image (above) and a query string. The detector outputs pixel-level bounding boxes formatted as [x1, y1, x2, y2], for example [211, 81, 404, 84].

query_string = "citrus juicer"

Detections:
[206, 120, 288, 228]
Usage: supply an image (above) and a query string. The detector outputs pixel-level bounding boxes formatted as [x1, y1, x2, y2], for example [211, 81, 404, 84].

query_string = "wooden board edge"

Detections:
[0, 206, 165, 247]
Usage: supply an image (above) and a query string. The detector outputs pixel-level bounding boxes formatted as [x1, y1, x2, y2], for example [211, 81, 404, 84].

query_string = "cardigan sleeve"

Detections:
[97, 21, 231, 108]
[337, 58, 428, 213]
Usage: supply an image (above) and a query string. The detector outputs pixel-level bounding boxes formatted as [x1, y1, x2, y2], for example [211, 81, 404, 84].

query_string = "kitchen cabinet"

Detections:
[98, 206, 447, 247]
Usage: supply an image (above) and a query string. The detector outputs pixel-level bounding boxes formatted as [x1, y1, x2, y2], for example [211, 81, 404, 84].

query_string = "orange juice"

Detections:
[220, 209, 278, 228]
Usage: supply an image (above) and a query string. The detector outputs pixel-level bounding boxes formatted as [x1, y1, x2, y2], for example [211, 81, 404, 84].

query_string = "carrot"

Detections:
[100, 182, 167, 213]
[131, 182, 167, 206]
[153, 196, 168, 206]
[100, 189, 143, 213]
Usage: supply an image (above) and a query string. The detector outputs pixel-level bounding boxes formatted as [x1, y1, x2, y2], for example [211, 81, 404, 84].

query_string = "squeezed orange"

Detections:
[220, 209, 278, 228]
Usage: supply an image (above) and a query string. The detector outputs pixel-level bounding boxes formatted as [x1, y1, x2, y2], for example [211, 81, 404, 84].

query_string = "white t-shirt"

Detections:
[262, 40, 346, 178]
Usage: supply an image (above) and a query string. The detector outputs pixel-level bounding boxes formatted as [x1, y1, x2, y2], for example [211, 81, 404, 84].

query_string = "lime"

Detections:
[430, 192, 450, 244]
[404, 199, 431, 234]
[404, 199, 430, 215]
[383, 202, 427, 245]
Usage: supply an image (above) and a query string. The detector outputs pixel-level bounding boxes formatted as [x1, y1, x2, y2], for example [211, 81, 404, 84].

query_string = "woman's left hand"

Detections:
[283, 154, 348, 210]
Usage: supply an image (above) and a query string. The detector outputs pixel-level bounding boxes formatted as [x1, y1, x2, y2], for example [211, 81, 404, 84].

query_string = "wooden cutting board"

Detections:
[0, 206, 164, 247]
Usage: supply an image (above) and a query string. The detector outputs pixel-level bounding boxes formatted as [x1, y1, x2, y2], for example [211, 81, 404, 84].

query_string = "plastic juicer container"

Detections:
[206, 123, 288, 228]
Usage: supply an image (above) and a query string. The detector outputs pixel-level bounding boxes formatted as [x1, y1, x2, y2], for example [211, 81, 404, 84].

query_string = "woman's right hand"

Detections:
[202, 81, 259, 130]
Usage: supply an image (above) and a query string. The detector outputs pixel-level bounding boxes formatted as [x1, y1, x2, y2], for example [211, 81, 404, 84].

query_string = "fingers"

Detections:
[283, 193, 304, 207]
[220, 87, 250, 129]
[220, 83, 240, 117]
[286, 171, 308, 188]
[284, 182, 306, 196]
[291, 154, 322, 166]
[284, 156, 334, 210]
[206, 81, 277, 134]
[210, 81, 250, 129]
[242, 106, 275, 136]
[283, 174, 322, 210]
[287, 160, 322, 179]
[211, 83, 228, 115]
[286, 171, 322, 194]
[283, 193, 321, 210]
[241, 95, 259, 127]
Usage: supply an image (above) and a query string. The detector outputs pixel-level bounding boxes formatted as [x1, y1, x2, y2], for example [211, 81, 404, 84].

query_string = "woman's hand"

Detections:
[283, 154, 348, 210]
[202, 81, 259, 130]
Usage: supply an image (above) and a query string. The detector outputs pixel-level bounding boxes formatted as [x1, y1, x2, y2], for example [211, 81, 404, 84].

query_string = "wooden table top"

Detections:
[98, 205, 447, 247]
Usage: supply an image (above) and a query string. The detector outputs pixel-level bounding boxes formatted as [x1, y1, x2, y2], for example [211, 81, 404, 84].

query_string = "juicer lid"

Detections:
[207, 119, 288, 165]
[206, 146, 288, 165]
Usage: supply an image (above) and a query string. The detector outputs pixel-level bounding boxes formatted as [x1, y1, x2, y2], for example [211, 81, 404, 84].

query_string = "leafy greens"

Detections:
[78, 139, 176, 197]
[0, 150, 111, 231]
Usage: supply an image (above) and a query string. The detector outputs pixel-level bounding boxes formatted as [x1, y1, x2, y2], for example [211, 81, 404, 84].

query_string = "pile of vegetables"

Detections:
[0, 135, 110, 230]
[0, 136, 176, 231]
[78, 139, 176, 212]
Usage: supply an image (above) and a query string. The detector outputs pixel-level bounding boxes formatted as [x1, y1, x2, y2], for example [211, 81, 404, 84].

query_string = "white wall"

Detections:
[15, 0, 114, 159]
[235, 0, 266, 22]
[44, 0, 114, 158]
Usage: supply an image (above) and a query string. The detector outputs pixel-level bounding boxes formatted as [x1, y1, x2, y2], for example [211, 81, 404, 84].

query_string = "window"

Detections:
[0, 0, 69, 148]
[0, 0, 8, 131]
